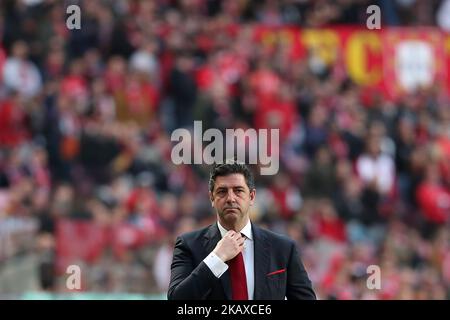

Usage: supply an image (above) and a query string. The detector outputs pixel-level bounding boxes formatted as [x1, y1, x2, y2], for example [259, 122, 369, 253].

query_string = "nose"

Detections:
[225, 189, 237, 203]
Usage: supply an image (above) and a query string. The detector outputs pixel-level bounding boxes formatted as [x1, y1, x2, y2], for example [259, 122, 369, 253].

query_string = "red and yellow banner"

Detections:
[252, 26, 449, 100]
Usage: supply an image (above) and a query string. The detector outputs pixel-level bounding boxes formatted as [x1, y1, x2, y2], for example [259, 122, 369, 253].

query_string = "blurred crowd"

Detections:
[0, 0, 450, 299]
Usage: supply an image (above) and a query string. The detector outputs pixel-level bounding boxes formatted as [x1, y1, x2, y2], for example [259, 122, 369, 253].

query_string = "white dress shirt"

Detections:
[203, 220, 255, 300]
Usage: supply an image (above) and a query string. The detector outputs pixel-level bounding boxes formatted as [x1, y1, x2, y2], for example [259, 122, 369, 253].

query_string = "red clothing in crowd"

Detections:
[61, 75, 89, 100]
[0, 99, 28, 147]
[317, 215, 347, 243]
[249, 68, 281, 101]
[254, 96, 297, 140]
[416, 182, 450, 224]
[437, 136, 450, 184]
[195, 65, 215, 91]
[115, 78, 159, 126]
[104, 68, 126, 94]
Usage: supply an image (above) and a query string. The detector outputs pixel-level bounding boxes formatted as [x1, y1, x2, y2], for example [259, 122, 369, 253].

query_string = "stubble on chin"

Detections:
[218, 208, 248, 230]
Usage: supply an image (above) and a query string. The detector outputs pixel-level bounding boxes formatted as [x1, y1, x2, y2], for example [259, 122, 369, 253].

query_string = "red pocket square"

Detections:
[267, 268, 286, 276]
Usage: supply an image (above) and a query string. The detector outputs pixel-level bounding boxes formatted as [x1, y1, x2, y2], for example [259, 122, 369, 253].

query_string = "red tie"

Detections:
[228, 251, 248, 300]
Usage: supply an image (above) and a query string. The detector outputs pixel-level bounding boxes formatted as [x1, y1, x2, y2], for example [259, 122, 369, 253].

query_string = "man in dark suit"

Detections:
[168, 160, 316, 300]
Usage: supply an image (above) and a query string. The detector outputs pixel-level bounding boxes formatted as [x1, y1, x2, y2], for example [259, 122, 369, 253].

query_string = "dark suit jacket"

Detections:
[168, 222, 316, 300]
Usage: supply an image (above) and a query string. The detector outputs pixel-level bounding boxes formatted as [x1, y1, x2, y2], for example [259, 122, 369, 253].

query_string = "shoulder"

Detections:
[177, 224, 213, 243]
[253, 224, 296, 249]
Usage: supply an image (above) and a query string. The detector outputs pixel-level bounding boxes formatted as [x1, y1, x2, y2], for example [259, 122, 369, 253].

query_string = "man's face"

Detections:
[209, 173, 255, 229]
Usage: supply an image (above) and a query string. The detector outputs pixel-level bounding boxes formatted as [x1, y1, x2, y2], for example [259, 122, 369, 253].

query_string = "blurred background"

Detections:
[0, 0, 450, 300]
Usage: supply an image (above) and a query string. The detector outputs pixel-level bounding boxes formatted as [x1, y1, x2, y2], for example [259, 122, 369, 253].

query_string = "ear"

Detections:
[249, 189, 256, 206]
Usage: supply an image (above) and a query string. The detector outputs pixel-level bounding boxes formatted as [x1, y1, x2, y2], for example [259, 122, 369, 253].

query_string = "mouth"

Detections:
[224, 208, 239, 213]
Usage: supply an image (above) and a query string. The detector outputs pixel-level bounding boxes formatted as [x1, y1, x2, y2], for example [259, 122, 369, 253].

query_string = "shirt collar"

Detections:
[217, 219, 253, 241]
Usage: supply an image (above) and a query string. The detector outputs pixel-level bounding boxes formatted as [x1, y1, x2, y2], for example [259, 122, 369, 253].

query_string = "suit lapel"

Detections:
[203, 223, 232, 300]
[252, 223, 271, 300]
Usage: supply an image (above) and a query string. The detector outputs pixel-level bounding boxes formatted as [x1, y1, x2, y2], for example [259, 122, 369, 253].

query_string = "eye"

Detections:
[216, 190, 226, 196]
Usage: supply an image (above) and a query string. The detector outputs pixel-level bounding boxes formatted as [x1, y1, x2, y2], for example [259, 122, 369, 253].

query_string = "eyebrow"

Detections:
[215, 186, 246, 191]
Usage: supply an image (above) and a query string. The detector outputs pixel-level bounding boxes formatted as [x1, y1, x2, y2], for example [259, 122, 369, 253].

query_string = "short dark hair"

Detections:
[209, 159, 255, 193]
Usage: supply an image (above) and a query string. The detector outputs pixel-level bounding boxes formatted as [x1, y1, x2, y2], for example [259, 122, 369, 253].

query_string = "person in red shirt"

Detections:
[0, 92, 28, 147]
[317, 200, 347, 243]
[254, 82, 298, 141]
[416, 164, 450, 224]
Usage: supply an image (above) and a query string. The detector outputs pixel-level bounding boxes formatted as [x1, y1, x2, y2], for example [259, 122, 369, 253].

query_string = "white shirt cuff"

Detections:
[203, 252, 228, 278]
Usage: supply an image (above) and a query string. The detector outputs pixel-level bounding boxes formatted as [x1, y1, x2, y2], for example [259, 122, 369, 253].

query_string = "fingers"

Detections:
[226, 231, 242, 240]
[224, 230, 246, 249]
[215, 231, 246, 261]
[225, 230, 236, 238]
[225, 231, 245, 242]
